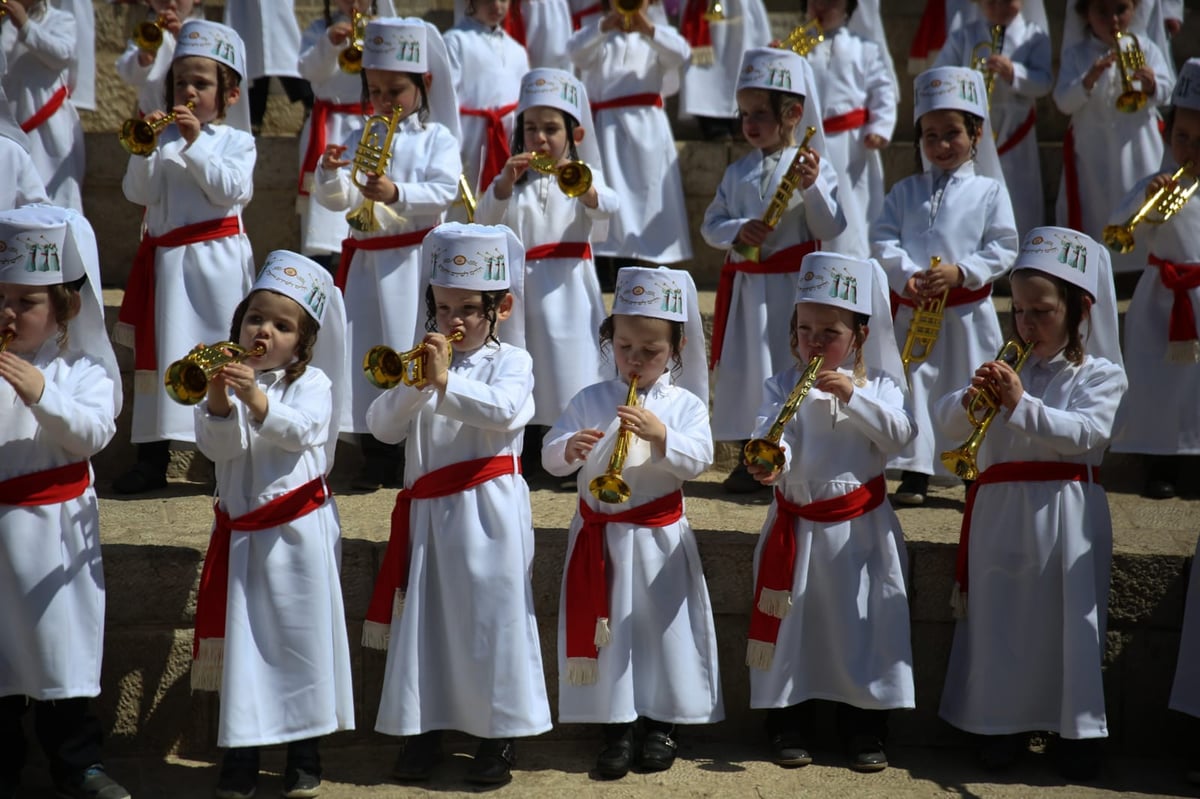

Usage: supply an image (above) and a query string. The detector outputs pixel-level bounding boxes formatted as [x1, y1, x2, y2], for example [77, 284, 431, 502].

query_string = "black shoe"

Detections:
[53, 765, 131, 799]
[391, 731, 442, 782]
[594, 724, 634, 779]
[465, 738, 515, 785]
[723, 460, 767, 495]
[848, 734, 888, 773]
[216, 747, 259, 799]
[637, 725, 677, 772]
[1054, 736, 1102, 782]
[893, 471, 928, 506]
[282, 767, 321, 798]
[1144, 478, 1177, 499]
[769, 732, 812, 767]
[978, 733, 1023, 771]
[112, 460, 168, 494]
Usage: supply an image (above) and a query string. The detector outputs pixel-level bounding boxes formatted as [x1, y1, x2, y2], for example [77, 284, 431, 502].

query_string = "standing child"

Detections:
[1110, 59, 1200, 498]
[115, 0, 206, 122]
[224, 0, 311, 134]
[543, 266, 720, 779]
[677, 0, 771, 141]
[745, 253, 915, 772]
[0, 206, 129, 799]
[936, 227, 1125, 780]
[314, 16, 461, 490]
[871, 65, 1018, 505]
[362, 223, 549, 787]
[113, 20, 256, 494]
[702, 47, 847, 493]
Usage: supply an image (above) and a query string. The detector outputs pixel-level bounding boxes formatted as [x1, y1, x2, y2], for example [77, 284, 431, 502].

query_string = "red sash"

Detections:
[298, 100, 366, 195]
[710, 241, 818, 369]
[525, 241, 592, 261]
[1148, 255, 1200, 343]
[117, 216, 243, 373]
[909, 0, 947, 71]
[996, 107, 1037, 157]
[504, 0, 527, 45]
[1063, 126, 1083, 230]
[955, 461, 1099, 594]
[680, 0, 713, 64]
[746, 476, 887, 668]
[460, 101, 519, 195]
[591, 93, 664, 113]
[362, 454, 520, 647]
[823, 107, 869, 134]
[19, 85, 69, 133]
[335, 227, 434, 291]
[0, 462, 90, 506]
[889, 284, 993, 318]
[571, 1, 602, 29]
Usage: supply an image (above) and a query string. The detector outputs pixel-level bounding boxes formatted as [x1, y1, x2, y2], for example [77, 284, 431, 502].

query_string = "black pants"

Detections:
[765, 701, 888, 743]
[0, 696, 104, 782]
[247, 76, 314, 128]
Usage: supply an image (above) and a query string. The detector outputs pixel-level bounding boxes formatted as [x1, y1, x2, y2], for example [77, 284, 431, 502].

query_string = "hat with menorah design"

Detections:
[613, 266, 688, 323]
[1015, 226, 1100, 301]
[737, 47, 812, 97]
[427, 223, 520, 291]
[1172, 58, 1200, 111]
[254, 251, 336, 326]
[0, 206, 75, 285]
[363, 18, 428, 72]
[793, 252, 873, 317]
[174, 20, 246, 79]
[913, 66, 987, 123]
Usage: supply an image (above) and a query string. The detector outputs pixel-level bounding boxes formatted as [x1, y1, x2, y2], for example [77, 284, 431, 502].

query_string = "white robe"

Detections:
[114, 32, 175, 120]
[120, 123, 256, 444]
[569, 19, 693, 263]
[475, 169, 618, 425]
[0, 344, 115, 700]
[935, 16, 1052, 237]
[935, 352, 1126, 739]
[517, 0, 573, 70]
[870, 161, 1018, 476]
[366, 342, 552, 739]
[748, 365, 916, 711]
[195, 367, 354, 748]
[701, 148, 846, 441]
[223, 0, 302, 80]
[1053, 33, 1173, 274]
[312, 116, 461, 433]
[1169, 533, 1200, 719]
[1, 4, 84, 212]
[1111, 174, 1200, 455]
[543, 372, 724, 725]
[0, 136, 50, 209]
[677, 0, 771, 118]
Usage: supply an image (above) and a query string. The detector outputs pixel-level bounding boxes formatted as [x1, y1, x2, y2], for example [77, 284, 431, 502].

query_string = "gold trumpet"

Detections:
[734, 125, 817, 262]
[457, 175, 477, 223]
[615, 0, 642, 31]
[743, 354, 824, 472]
[119, 100, 195, 156]
[0, 331, 14, 352]
[1113, 29, 1148, 113]
[346, 105, 403, 233]
[363, 331, 464, 389]
[338, 8, 368, 73]
[1103, 163, 1197, 254]
[134, 15, 167, 54]
[970, 24, 1005, 107]
[529, 152, 593, 198]
[703, 0, 725, 22]
[164, 342, 266, 405]
[589, 374, 639, 504]
[900, 256, 949, 386]
[940, 338, 1035, 480]
[781, 19, 824, 57]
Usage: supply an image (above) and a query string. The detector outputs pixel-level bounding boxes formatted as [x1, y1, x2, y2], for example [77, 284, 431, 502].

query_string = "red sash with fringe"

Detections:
[525, 241, 592, 261]
[823, 107, 869, 134]
[591, 93, 663, 113]
[335, 227, 434, 291]
[20, 85, 69, 133]
[996, 107, 1036, 156]
[1148, 255, 1200, 344]
[298, 100, 366, 195]
[461, 101, 519, 195]
[889, 284, 993, 317]
[680, 0, 714, 65]
[0, 462, 90, 506]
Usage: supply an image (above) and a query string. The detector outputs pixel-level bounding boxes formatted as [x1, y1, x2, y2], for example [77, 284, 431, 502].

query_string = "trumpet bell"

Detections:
[557, 162, 592, 197]
[1116, 89, 1148, 113]
[134, 17, 166, 54]
[120, 119, 158, 156]
[1102, 223, 1135, 254]
[164, 341, 265, 405]
[338, 46, 363, 73]
[363, 345, 405, 390]
[743, 438, 785, 472]
[588, 473, 632, 504]
[941, 440, 980, 480]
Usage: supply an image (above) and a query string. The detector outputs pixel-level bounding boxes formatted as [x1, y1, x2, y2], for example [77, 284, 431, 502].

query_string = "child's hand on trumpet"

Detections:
[566, 429, 605, 463]
[964, 358, 1024, 412]
[320, 144, 351, 171]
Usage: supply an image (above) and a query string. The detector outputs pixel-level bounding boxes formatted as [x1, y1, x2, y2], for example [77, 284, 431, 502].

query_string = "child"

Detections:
[475, 67, 618, 458]
[677, 0, 771, 141]
[543, 266, 720, 779]
[191, 251, 353, 799]
[452, 0, 575, 72]
[114, 0, 206, 122]
[223, 0, 311, 134]
[1053, 0, 1174, 275]
[0, 91, 50, 209]
[1, 0, 86, 212]
[1110, 58, 1200, 499]
[935, 226, 1126, 780]
[1170, 530, 1200, 784]
[444, 0, 529, 215]
[701, 47, 847, 493]
[745, 252, 915, 772]
[568, 0, 693, 264]
[870, 65, 1018, 505]
[0, 206, 129, 799]
[113, 20, 256, 494]
[935, 0, 1052, 236]
[362, 223, 549, 786]
[313, 16, 462, 490]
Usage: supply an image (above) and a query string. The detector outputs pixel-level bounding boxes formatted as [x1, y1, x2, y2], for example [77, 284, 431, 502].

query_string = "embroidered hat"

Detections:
[1014, 226, 1099, 300]
[363, 18, 428, 72]
[0, 208, 73, 285]
[427, 223, 516, 291]
[518, 68, 585, 121]
[174, 20, 247, 79]
[913, 65, 987, 122]
[253, 251, 334, 326]
[1172, 58, 1200, 111]
[793, 252, 873, 317]
[737, 47, 811, 96]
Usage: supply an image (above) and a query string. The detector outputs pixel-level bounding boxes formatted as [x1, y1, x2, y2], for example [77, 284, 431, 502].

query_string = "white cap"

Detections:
[793, 252, 874, 317]
[363, 18, 428, 72]
[426, 222, 527, 349]
[1172, 58, 1200, 111]
[737, 48, 811, 96]
[253, 251, 336, 326]
[174, 20, 247, 79]
[913, 65, 987, 122]
[518, 68, 586, 121]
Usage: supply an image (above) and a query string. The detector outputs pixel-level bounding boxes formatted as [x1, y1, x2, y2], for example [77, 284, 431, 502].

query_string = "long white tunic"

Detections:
[476, 169, 618, 425]
[517, 0, 573, 70]
[1111, 174, 1200, 455]
[0, 136, 50, 209]
[0, 344, 115, 700]
[366, 343, 552, 739]
[935, 352, 1126, 740]
[1169, 533, 1200, 719]
[569, 19, 693, 263]
[543, 373, 724, 725]
[804, 25, 897, 258]
[312, 116, 460, 432]
[195, 367, 354, 748]
[870, 161, 1018, 476]
[121, 123, 256, 443]
[1, 4, 85, 212]
[678, 0, 771, 118]
[749, 365, 916, 711]
[702, 148, 846, 441]
[114, 32, 175, 120]
[1053, 34, 1173, 274]
[935, 16, 1052, 237]
[223, 0, 302, 80]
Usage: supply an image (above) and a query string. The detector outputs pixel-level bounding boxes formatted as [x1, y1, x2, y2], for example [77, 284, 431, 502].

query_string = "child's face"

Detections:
[1086, 0, 1136, 43]
[237, 290, 305, 371]
[149, 0, 197, 19]
[738, 89, 798, 155]
[919, 109, 978, 172]
[980, 0, 1022, 26]
[365, 70, 424, 118]
[173, 56, 238, 123]
[611, 314, 675, 384]
[469, 0, 511, 28]
[792, 302, 858, 366]
[1010, 271, 1072, 359]
[432, 285, 512, 351]
[0, 283, 59, 356]
[523, 106, 575, 162]
[806, 0, 848, 28]
[1169, 107, 1200, 177]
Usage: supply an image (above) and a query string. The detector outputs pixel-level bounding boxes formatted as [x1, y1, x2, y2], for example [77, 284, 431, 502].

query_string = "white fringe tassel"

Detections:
[133, 370, 158, 395]
[361, 620, 391, 651]
[691, 46, 714, 66]
[190, 638, 224, 692]
[949, 582, 968, 620]
[393, 589, 406, 619]
[756, 588, 792, 619]
[111, 321, 135, 350]
[1169, 340, 1200, 364]
[594, 617, 612, 649]
[745, 639, 775, 671]
[566, 657, 599, 686]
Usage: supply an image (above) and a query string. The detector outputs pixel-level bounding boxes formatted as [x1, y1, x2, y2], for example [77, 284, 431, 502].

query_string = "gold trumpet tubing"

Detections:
[346, 107, 403, 233]
[614, 0, 641, 30]
[364, 331, 464, 389]
[338, 9, 367, 72]
[940, 339, 1034, 479]
[0, 331, 14, 352]
[404, 330, 464, 386]
[1103, 163, 1195, 253]
[164, 341, 266, 405]
[119, 100, 195, 155]
[1113, 30, 1148, 113]
[589, 375, 640, 504]
[457, 175, 477, 223]
[732, 125, 817, 263]
[900, 256, 946, 378]
[702, 0, 724, 22]
[781, 19, 824, 57]
[743, 354, 824, 471]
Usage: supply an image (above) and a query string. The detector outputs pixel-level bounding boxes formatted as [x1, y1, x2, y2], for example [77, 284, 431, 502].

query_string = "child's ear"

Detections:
[495, 292, 515, 321]
[1081, 296, 1093, 318]
[423, 73, 433, 92]
[573, 126, 585, 145]
[226, 85, 242, 107]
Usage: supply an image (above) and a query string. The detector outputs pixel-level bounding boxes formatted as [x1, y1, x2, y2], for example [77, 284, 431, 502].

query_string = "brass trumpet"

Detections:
[1113, 29, 1148, 113]
[614, 0, 642, 31]
[457, 175, 477, 223]
[703, 0, 725, 22]
[164, 341, 266, 405]
[119, 100, 195, 155]
[134, 15, 167, 54]
[363, 331, 464, 389]
[0, 331, 13, 352]
[743, 354, 824, 472]
[970, 24, 1005, 107]
[734, 125, 817, 262]
[781, 20, 824, 57]
[1103, 163, 1197, 254]
[338, 8, 367, 73]
[346, 105, 404, 233]
[589, 374, 639, 504]
[900, 256, 948, 386]
[940, 338, 1035, 480]
[529, 152, 593, 198]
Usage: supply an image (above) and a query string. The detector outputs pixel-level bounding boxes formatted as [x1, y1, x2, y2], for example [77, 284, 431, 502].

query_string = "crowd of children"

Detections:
[2, 0, 1200, 797]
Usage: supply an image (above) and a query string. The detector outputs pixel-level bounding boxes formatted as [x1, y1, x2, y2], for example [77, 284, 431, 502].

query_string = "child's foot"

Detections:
[53, 765, 131, 799]
[215, 748, 259, 799]
[636, 721, 677, 772]
[391, 731, 443, 782]
[465, 738, 515, 785]
[768, 732, 812, 767]
[1143, 456, 1180, 499]
[281, 767, 321, 798]
[847, 734, 888, 773]
[593, 723, 634, 779]
[893, 471, 929, 506]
